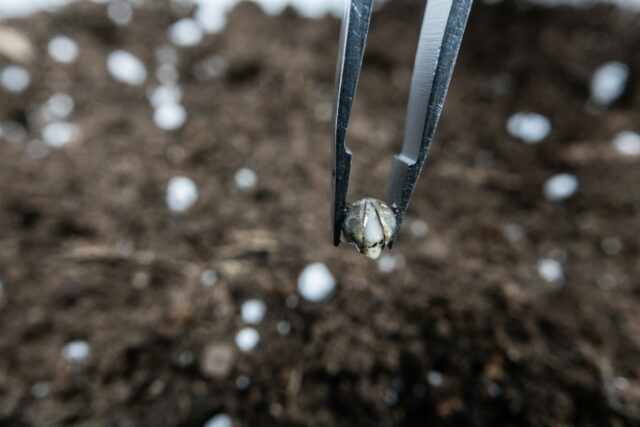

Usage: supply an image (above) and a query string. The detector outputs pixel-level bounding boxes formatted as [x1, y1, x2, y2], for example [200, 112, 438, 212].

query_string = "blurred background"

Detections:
[1, 0, 639, 426]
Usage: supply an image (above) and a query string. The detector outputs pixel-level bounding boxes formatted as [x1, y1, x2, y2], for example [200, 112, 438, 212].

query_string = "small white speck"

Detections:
[409, 219, 429, 238]
[537, 258, 563, 284]
[27, 139, 49, 159]
[166, 176, 198, 212]
[601, 237, 623, 256]
[169, 18, 204, 47]
[31, 382, 51, 399]
[61, 340, 90, 364]
[285, 295, 298, 308]
[178, 350, 195, 368]
[506, 112, 551, 144]
[597, 273, 617, 290]
[613, 376, 630, 390]
[241, 299, 267, 325]
[235, 375, 250, 390]
[613, 131, 640, 156]
[234, 168, 257, 190]
[276, 320, 290, 335]
[590, 61, 629, 106]
[1, 64, 30, 92]
[107, 0, 132, 26]
[427, 371, 443, 387]
[543, 173, 578, 201]
[501, 223, 524, 242]
[377, 253, 405, 273]
[204, 414, 233, 427]
[42, 122, 79, 147]
[281, 0, 344, 18]
[200, 269, 218, 287]
[107, 50, 147, 86]
[252, 0, 288, 15]
[0, 26, 34, 63]
[46, 92, 74, 119]
[193, 55, 227, 81]
[204, 414, 232, 427]
[0, 1, 74, 18]
[149, 85, 182, 108]
[297, 262, 335, 302]
[235, 327, 260, 352]
[154, 102, 187, 130]
[149, 379, 165, 396]
[195, 2, 229, 34]
[48, 36, 78, 63]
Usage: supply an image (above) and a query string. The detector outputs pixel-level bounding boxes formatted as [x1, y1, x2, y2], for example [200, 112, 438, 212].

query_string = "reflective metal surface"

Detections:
[332, 0, 373, 246]
[386, 0, 472, 244]
[332, 0, 473, 248]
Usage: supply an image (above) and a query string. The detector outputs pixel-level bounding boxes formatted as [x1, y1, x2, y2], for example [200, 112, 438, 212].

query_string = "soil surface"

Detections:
[1, 1, 639, 426]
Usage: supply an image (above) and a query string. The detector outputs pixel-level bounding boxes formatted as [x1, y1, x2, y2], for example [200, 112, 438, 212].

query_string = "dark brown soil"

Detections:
[1, 1, 639, 426]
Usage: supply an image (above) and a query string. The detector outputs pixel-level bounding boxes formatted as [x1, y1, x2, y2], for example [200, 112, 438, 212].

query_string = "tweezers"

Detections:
[331, 0, 473, 247]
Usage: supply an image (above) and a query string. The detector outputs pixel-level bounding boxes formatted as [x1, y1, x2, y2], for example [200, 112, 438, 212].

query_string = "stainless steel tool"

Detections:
[332, 0, 473, 258]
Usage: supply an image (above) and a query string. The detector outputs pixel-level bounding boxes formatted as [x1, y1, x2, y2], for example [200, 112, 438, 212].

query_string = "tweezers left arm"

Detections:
[332, 0, 374, 246]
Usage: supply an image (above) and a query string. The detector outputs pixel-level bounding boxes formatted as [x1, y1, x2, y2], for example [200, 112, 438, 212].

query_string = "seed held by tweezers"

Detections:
[342, 198, 396, 259]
